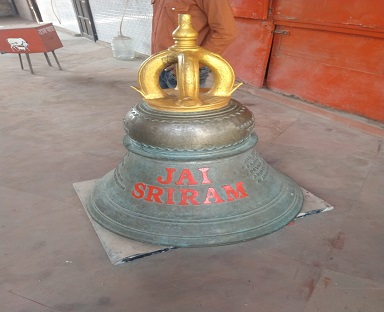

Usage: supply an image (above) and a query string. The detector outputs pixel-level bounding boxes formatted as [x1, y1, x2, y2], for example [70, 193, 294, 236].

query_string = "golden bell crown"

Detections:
[131, 14, 242, 112]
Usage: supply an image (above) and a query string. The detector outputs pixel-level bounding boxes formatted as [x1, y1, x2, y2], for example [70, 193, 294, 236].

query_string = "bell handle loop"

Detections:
[131, 50, 176, 100]
[198, 52, 237, 97]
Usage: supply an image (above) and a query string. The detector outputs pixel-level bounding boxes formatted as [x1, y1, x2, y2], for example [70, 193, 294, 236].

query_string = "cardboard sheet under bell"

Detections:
[73, 180, 333, 265]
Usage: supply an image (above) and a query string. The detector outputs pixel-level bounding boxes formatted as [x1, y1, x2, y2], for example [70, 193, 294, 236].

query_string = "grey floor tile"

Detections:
[324, 199, 384, 284]
[273, 116, 381, 159]
[0, 289, 54, 312]
[304, 269, 384, 312]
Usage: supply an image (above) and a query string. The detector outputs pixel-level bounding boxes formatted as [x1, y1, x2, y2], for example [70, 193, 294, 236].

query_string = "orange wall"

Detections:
[226, 0, 384, 122]
[223, 17, 274, 88]
[223, 0, 273, 87]
[267, 0, 384, 122]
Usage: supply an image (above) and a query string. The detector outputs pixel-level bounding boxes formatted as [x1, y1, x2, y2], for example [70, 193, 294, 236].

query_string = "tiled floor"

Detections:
[1, 17, 384, 312]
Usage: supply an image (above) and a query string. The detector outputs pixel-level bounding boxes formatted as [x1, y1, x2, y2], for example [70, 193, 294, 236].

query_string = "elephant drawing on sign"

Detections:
[6, 38, 30, 52]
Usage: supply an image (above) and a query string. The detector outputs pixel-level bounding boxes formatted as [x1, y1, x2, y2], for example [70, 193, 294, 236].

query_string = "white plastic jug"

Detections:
[111, 34, 134, 61]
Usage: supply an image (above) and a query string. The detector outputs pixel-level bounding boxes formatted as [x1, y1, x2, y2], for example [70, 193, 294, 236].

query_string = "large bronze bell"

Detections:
[87, 14, 303, 247]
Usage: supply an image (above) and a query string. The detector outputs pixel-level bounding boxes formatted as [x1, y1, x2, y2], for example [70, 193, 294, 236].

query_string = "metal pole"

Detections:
[18, 53, 24, 70]
[25, 53, 34, 74]
[51, 51, 62, 70]
[44, 52, 52, 66]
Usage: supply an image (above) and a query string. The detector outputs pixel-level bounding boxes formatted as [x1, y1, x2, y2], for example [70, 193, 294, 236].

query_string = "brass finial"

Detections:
[131, 14, 242, 112]
[172, 14, 198, 48]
